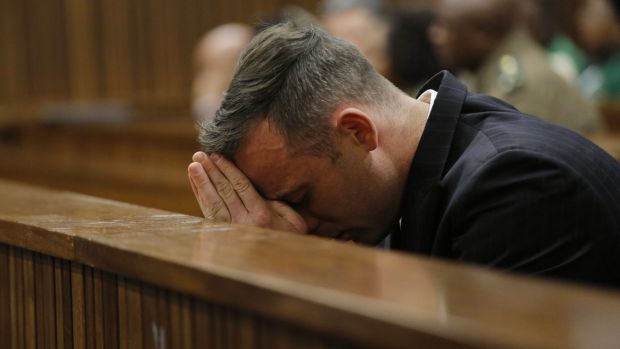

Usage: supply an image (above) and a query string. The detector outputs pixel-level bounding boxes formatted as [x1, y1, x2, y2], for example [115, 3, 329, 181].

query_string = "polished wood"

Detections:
[1, 179, 620, 348]
[0, 117, 202, 216]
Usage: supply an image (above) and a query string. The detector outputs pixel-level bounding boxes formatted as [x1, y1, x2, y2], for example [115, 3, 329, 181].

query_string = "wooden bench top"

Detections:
[1, 179, 620, 349]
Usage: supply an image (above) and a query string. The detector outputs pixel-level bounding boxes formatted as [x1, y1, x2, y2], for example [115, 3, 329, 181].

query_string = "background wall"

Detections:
[0, 0, 329, 119]
[0, 0, 435, 120]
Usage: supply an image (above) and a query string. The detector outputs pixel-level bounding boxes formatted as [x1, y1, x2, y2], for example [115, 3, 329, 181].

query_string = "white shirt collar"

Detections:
[417, 89, 438, 117]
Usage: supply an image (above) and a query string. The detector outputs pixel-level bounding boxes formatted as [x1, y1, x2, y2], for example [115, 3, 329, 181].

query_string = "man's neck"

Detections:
[390, 93, 431, 188]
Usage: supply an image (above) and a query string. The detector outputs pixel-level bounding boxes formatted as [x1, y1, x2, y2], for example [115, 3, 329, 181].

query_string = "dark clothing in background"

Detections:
[393, 71, 620, 289]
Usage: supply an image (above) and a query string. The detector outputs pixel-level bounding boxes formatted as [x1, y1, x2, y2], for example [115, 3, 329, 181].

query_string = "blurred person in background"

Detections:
[192, 23, 254, 123]
[429, 0, 601, 134]
[520, 0, 579, 83]
[549, 0, 620, 101]
[387, 7, 443, 96]
[320, 0, 393, 80]
[193, 7, 318, 123]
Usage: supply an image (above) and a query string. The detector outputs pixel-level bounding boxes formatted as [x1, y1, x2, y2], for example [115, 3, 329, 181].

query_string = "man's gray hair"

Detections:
[320, 0, 385, 15]
[198, 23, 394, 159]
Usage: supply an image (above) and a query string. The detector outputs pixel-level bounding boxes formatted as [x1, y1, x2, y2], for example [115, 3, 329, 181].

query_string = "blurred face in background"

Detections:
[322, 7, 392, 79]
[429, 1, 493, 71]
[574, 0, 620, 59]
[429, 0, 516, 72]
[192, 24, 254, 122]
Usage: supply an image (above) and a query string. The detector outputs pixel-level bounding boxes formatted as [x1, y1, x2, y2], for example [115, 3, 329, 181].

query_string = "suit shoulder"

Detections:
[452, 112, 618, 186]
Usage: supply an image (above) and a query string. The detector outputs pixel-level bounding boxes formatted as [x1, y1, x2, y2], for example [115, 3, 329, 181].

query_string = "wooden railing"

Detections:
[1, 179, 620, 348]
[0, 117, 202, 216]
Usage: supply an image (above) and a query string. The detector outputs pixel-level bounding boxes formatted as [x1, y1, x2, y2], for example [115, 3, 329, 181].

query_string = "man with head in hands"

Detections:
[188, 23, 620, 289]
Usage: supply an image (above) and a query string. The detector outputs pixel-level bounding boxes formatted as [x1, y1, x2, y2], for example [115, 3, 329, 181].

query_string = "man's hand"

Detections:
[188, 151, 307, 234]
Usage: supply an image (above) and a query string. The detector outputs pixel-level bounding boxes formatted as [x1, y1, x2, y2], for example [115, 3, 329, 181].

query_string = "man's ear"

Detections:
[334, 107, 378, 151]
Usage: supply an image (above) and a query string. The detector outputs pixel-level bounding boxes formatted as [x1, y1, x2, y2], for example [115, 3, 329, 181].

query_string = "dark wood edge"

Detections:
[0, 220, 75, 259]
[2, 179, 620, 349]
[74, 236, 473, 349]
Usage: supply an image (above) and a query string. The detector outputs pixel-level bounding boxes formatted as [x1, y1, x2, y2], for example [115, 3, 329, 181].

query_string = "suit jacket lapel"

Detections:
[392, 71, 468, 253]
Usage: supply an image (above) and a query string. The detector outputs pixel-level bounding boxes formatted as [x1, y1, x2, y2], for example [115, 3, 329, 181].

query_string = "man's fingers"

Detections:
[269, 201, 308, 234]
[192, 152, 248, 218]
[188, 162, 231, 222]
[210, 153, 266, 210]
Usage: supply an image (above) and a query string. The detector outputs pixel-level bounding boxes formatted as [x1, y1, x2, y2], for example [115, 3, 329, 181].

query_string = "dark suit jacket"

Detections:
[392, 71, 620, 289]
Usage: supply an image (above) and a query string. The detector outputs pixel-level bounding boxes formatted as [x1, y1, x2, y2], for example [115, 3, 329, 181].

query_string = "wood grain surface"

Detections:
[1, 179, 620, 349]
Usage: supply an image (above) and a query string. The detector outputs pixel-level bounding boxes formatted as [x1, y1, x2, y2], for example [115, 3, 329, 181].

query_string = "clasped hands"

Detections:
[188, 152, 307, 234]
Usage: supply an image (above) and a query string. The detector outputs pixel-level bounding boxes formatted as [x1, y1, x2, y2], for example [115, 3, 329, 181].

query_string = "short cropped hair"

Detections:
[198, 23, 394, 159]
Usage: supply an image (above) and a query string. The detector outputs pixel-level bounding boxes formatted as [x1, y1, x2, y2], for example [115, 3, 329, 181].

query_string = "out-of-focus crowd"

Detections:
[192, 0, 620, 135]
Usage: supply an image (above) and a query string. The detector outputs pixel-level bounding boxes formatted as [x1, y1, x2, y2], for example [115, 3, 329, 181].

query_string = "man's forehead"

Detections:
[233, 119, 298, 198]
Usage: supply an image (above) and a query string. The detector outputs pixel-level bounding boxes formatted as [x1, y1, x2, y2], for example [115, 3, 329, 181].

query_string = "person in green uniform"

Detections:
[549, 0, 620, 101]
[429, 0, 601, 134]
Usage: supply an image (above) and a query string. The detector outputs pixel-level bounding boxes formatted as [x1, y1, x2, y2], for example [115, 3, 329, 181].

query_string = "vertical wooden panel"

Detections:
[126, 280, 143, 348]
[211, 304, 226, 348]
[147, 0, 169, 101]
[71, 263, 85, 349]
[22, 250, 36, 349]
[61, 261, 74, 349]
[8, 247, 19, 349]
[167, 292, 193, 349]
[23, 0, 70, 100]
[83, 267, 95, 349]
[92, 270, 105, 349]
[0, 0, 30, 102]
[35, 254, 57, 349]
[102, 272, 119, 349]
[180, 296, 193, 349]
[236, 310, 259, 348]
[176, 0, 195, 97]
[159, 0, 184, 99]
[2, 0, 322, 117]
[54, 260, 66, 349]
[118, 277, 146, 349]
[100, 0, 133, 99]
[0, 245, 11, 348]
[47, 254, 58, 348]
[168, 292, 182, 348]
[141, 285, 159, 349]
[131, 0, 151, 102]
[156, 289, 171, 349]
[117, 278, 128, 349]
[10, 247, 25, 349]
[0, 244, 356, 349]
[64, 0, 100, 99]
[221, 305, 239, 348]
[192, 300, 211, 348]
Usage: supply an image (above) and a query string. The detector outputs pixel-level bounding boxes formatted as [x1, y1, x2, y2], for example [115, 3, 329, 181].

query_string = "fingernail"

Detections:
[189, 162, 201, 175]
[193, 152, 206, 162]
[210, 153, 221, 162]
